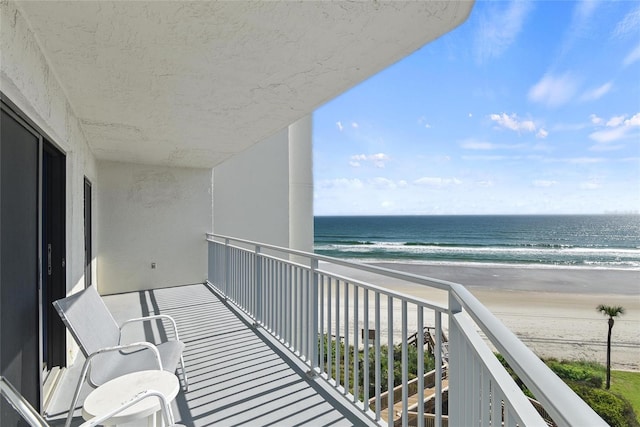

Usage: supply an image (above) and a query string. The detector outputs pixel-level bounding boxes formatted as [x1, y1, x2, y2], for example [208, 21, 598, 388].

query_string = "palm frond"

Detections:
[596, 304, 625, 318]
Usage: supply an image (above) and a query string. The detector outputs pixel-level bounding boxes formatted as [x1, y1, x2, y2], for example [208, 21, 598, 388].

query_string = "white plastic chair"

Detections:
[52, 286, 188, 427]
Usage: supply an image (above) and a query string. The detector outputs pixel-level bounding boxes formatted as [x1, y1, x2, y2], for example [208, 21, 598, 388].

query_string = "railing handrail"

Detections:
[1, 376, 49, 427]
[206, 233, 606, 427]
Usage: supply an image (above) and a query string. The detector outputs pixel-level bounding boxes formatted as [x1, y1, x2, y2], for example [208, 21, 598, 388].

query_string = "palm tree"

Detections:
[596, 304, 625, 389]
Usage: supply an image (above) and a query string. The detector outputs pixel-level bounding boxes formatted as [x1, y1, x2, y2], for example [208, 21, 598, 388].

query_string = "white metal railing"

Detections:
[206, 233, 606, 427]
[1, 376, 49, 427]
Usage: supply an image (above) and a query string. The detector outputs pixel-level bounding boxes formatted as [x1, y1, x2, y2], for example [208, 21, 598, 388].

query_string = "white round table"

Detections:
[82, 370, 179, 426]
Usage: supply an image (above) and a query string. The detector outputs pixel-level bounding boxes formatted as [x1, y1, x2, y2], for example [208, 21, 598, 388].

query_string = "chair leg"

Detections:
[179, 355, 189, 392]
[65, 358, 92, 427]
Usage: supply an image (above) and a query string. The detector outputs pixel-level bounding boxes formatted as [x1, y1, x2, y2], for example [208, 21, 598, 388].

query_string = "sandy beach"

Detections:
[320, 262, 640, 371]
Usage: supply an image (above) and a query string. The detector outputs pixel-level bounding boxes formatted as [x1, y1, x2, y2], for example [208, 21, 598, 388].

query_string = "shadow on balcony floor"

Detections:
[46, 283, 375, 426]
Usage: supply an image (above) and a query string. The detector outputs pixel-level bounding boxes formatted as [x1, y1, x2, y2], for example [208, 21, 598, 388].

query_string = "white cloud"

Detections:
[625, 113, 640, 127]
[417, 116, 432, 128]
[370, 177, 397, 189]
[544, 157, 604, 164]
[336, 121, 344, 132]
[462, 155, 510, 161]
[461, 140, 496, 150]
[612, 5, 640, 39]
[552, 122, 590, 131]
[474, 0, 533, 63]
[533, 180, 557, 188]
[490, 113, 537, 132]
[476, 180, 494, 187]
[606, 115, 626, 127]
[623, 43, 640, 66]
[580, 82, 612, 101]
[372, 153, 389, 168]
[351, 122, 359, 129]
[460, 139, 527, 151]
[349, 161, 360, 167]
[565, 157, 604, 164]
[528, 73, 580, 107]
[317, 178, 363, 190]
[589, 114, 603, 125]
[558, 0, 601, 55]
[370, 153, 389, 161]
[350, 153, 390, 168]
[590, 127, 630, 143]
[576, 0, 599, 24]
[590, 113, 640, 143]
[589, 143, 625, 152]
[468, 113, 473, 118]
[414, 177, 462, 187]
[489, 113, 546, 137]
[580, 180, 602, 190]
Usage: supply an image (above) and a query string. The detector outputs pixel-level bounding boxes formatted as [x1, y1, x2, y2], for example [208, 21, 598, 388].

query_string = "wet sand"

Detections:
[320, 262, 640, 371]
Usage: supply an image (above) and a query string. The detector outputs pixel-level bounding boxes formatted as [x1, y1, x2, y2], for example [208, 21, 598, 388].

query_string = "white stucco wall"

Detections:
[214, 128, 290, 247]
[1, 0, 98, 364]
[97, 161, 212, 295]
[213, 115, 313, 252]
[1, 0, 98, 294]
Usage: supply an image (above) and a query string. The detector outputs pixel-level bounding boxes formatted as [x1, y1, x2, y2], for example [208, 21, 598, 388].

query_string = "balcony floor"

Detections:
[45, 283, 376, 426]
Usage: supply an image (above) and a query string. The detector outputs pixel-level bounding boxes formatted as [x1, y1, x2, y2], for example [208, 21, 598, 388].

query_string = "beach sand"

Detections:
[320, 262, 640, 371]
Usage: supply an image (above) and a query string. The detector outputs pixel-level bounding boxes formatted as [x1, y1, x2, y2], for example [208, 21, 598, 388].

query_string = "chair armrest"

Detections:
[120, 314, 181, 342]
[88, 342, 163, 371]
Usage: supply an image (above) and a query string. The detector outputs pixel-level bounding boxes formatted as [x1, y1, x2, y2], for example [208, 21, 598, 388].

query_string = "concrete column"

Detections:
[213, 115, 314, 253]
[289, 115, 313, 253]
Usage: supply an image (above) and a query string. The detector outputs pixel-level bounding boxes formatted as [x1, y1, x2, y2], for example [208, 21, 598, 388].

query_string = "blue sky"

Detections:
[313, 0, 640, 216]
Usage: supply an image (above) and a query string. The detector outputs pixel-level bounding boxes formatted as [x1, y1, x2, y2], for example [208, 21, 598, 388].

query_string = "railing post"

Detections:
[363, 289, 370, 411]
[448, 292, 462, 427]
[401, 301, 408, 427]
[224, 238, 230, 297]
[387, 296, 394, 427]
[309, 258, 319, 374]
[375, 292, 381, 420]
[417, 307, 424, 427]
[254, 245, 262, 325]
[435, 311, 442, 427]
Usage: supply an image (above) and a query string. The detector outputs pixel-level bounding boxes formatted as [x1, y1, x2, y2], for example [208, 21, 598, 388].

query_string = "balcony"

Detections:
[42, 234, 606, 427]
[45, 282, 375, 426]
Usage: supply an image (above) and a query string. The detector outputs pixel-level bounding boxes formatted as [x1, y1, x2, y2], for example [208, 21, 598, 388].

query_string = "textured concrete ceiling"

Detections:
[17, 1, 473, 168]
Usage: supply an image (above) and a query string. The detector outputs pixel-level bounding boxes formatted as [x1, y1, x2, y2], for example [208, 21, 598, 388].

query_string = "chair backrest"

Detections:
[52, 286, 121, 358]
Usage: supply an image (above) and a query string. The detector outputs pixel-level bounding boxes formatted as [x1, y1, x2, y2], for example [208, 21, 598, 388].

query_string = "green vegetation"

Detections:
[611, 370, 640, 421]
[568, 383, 637, 427]
[319, 335, 434, 400]
[496, 355, 639, 427]
[545, 358, 604, 388]
[316, 335, 639, 425]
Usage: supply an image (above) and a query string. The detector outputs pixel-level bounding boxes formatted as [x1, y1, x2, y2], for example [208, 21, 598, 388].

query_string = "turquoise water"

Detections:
[314, 215, 640, 269]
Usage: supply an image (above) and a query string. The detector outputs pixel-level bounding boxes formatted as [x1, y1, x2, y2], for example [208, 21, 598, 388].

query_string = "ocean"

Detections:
[314, 215, 640, 270]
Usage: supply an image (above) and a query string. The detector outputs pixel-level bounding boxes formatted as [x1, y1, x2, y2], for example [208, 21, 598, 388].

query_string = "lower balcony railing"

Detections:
[206, 233, 606, 427]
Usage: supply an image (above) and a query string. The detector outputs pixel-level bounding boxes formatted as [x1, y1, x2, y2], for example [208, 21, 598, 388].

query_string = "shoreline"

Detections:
[369, 261, 640, 295]
[320, 260, 640, 371]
